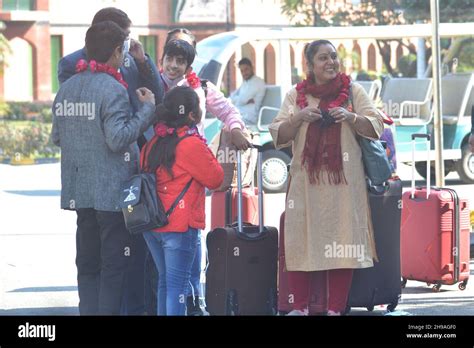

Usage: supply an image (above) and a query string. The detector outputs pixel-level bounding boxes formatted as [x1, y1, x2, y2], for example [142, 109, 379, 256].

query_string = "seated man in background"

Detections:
[230, 58, 266, 125]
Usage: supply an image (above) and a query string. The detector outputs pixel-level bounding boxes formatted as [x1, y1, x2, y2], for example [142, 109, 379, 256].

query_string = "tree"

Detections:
[281, 0, 474, 76]
[281, 0, 330, 26]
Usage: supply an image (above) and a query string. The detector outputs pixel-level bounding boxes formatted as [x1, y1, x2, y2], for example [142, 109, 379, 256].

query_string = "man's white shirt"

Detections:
[230, 75, 266, 125]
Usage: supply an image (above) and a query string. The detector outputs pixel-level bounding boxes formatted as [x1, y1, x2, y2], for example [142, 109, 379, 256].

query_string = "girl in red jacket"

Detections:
[141, 86, 224, 315]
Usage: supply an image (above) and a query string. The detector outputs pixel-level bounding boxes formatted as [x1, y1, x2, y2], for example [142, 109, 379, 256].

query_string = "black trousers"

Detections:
[144, 249, 158, 315]
[75, 209, 131, 315]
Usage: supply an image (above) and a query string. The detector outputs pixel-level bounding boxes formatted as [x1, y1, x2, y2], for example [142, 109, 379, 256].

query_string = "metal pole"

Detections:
[430, 0, 445, 187]
[226, 0, 232, 94]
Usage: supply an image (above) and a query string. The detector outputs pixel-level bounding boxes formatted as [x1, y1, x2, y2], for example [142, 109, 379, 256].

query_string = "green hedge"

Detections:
[0, 121, 59, 159]
[0, 101, 53, 123]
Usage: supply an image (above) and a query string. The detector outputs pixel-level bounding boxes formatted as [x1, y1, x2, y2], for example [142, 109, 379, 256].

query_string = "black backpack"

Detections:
[120, 135, 192, 235]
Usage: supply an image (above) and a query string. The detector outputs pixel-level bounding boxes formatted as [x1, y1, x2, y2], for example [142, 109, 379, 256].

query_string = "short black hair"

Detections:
[86, 21, 127, 63]
[166, 28, 196, 48]
[238, 58, 253, 67]
[91, 7, 131, 31]
[162, 39, 196, 68]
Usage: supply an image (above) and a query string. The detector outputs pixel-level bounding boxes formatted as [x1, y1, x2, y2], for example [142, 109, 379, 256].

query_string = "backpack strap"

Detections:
[140, 136, 158, 173]
[165, 133, 194, 217]
[165, 178, 193, 217]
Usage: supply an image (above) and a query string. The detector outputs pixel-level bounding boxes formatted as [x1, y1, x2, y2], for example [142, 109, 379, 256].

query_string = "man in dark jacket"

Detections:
[57, 8, 162, 315]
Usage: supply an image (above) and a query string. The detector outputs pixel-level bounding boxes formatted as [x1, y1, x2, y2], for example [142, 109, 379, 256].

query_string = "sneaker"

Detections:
[198, 298, 210, 316]
[286, 309, 309, 316]
[186, 296, 204, 316]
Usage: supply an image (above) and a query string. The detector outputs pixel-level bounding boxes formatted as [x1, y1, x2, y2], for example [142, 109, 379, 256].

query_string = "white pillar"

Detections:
[254, 41, 267, 82]
[358, 40, 370, 72]
[234, 48, 243, 90]
[278, 39, 292, 97]
[390, 43, 398, 71]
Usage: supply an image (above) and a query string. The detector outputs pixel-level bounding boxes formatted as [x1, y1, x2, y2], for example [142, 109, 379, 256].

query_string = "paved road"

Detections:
[0, 162, 472, 315]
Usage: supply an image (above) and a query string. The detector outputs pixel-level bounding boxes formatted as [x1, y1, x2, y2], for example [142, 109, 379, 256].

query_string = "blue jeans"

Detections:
[143, 229, 198, 316]
[188, 230, 202, 298]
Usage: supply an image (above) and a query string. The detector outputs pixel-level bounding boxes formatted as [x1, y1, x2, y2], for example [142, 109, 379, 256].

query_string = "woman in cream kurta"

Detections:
[269, 82, 383, 272]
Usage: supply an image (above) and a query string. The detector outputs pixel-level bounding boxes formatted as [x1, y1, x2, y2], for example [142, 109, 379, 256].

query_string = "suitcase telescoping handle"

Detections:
[411, 133, 431, 200]
[237, 146, 264, 234]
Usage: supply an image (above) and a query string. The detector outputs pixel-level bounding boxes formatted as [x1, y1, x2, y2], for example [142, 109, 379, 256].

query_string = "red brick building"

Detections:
[0, 0, 236, 102]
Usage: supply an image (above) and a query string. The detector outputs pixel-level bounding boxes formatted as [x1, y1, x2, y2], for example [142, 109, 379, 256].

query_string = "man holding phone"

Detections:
[57, 7, 164, 316]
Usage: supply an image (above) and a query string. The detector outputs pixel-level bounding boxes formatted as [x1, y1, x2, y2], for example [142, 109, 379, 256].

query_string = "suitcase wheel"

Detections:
[366, 305, 374, 312]
[226, 290, 238, 315]
[458, 280, 467, 291]
[387, 302, 398, 312]
[432, 283, 441, 292]
[401, 278, 407, 289]
[343, 305, 351, 316]
[268, 288, 278, 315]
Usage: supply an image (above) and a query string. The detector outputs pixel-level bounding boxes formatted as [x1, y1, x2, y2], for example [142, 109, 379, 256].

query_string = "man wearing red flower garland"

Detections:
[52, 21, 157, 315]
[57, 8, 164, 317]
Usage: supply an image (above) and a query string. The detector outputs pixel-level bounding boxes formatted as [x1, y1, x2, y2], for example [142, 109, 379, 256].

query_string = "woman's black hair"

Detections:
[85, 21, 126, 62]
[166, 28, 196, 48]
[162, 39, 196, 69]
[303, 40, 337, 80]
[147, 86, 201, 176]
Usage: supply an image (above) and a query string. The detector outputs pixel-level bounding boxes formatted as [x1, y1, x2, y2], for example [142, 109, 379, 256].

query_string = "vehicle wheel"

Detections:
[415, 161, 452, 181]
[455, 144, 474, 184]
[261, 149, 291, 193]
[401, 278, 407, 288]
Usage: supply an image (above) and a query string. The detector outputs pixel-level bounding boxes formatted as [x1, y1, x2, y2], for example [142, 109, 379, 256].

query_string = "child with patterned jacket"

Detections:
[140, 86, 224, 315]
[159, 38, 250, 151]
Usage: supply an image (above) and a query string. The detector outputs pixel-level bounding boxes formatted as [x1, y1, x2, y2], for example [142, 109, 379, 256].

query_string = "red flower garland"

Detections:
[295, 73, 351, 111]
[185, 68, 201, 89]
[75, 59, 128, 89]
[153, 123, 207, 144]
[154, 123, 175, 138]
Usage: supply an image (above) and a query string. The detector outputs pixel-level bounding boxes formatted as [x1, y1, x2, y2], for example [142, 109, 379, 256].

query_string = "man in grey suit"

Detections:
[57, 8, 162, 315]
[52, 21, 156, 315]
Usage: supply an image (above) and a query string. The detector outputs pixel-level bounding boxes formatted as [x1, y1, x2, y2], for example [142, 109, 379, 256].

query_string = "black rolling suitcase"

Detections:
[205, 147, 278, 315]
[346, 177, 402, 313]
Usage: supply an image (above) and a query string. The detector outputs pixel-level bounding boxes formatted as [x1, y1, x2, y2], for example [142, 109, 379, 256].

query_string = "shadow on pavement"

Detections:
[0, 307, 79, 315]
[4, 190, 61, 197]
[8, 286, 77, 293]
